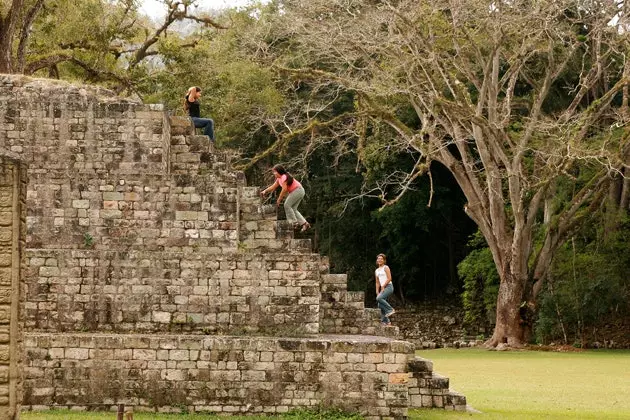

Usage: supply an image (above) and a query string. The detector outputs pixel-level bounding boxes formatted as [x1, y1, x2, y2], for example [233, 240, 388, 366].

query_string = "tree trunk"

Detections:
[0, 0, 24, 73]
[485, 269, 527, 348]
[621, 168, 630, 212]
[17, 0, 45, 73]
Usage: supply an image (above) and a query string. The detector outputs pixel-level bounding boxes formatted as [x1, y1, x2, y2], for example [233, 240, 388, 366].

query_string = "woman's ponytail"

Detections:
[184, 86, 201, 112]
[272, 164, 294, 186]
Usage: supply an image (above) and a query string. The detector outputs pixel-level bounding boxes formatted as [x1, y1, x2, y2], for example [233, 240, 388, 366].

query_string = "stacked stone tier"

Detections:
[25, 250, 322, 335]
[407, 356, 468, 411]
[23, 333, 413, 418]
[0, 75, 467, 418]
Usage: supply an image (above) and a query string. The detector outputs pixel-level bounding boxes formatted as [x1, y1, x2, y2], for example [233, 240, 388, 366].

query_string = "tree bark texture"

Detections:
[0, 0, 24, 73]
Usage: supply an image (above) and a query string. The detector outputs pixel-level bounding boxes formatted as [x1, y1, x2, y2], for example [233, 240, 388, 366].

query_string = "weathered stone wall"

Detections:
[24, 333, 412, 419]
[25, 250, 320, 335]
[0, 75, 467, 418]
[0, 75, 325, 336]
[395, 304, 473, 348]
[0, 152, 26, 419]
[320, 273, 388, 336]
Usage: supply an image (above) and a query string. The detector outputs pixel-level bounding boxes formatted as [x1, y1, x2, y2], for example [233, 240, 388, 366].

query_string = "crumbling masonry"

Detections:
[0, 75, 466, 419]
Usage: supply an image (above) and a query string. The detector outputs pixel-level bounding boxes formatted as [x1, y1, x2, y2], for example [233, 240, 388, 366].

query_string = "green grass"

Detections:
[410, 348, 630, 420]
[21, 349, 630, 420]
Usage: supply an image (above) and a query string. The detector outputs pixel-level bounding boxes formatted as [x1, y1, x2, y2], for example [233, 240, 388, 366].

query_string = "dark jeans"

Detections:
[191, 117, 215, 141]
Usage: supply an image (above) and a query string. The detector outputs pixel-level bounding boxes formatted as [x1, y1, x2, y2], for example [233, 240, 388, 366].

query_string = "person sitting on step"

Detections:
[184, 86, 215, 142]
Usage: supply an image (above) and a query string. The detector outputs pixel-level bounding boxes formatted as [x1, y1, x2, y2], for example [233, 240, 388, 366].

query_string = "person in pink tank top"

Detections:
[260, 164, 311, 232]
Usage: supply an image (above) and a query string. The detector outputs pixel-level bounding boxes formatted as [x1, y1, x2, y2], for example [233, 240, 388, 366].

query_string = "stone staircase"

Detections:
[319, 272, 398, 337]
[159, 116, 397, 337]
[407, 356, 468, 411]
[0, 75, 467, 418]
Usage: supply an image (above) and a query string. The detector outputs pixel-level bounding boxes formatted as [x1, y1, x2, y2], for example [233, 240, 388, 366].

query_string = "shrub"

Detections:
[457, 231, 499, 331]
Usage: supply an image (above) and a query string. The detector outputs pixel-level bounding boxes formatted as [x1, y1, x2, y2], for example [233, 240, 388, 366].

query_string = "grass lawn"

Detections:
[21, 349, 630, 420]
[411, 348, 630, 420]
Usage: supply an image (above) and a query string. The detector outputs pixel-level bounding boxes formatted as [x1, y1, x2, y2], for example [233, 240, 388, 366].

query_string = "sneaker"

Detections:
[385, 309, 395, 317]
[300, 222, 311, 232]
[381, 321, 391, 326]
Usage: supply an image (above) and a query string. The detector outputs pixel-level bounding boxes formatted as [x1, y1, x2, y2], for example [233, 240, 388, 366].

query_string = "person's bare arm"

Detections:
[382, 266, 392, 287]
[260, 180, 279, 196]
[276, 184, 288, 206]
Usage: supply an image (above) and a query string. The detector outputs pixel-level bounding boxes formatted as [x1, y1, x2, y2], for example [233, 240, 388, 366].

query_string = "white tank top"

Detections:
[375, 265, 390, 287]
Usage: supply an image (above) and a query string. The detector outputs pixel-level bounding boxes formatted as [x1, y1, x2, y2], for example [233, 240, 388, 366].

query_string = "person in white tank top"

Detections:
[375, 253, 395, 326]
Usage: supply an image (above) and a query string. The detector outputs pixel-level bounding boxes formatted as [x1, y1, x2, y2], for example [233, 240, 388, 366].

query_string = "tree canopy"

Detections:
[2, 0, 629, 348]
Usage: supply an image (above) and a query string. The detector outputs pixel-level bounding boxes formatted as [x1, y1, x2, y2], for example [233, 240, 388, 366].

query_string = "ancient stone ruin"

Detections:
[0, 74, 466, 419]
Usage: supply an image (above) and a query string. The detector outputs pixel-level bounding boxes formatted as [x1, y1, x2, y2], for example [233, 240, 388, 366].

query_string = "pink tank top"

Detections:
[279, 174, 301, 193]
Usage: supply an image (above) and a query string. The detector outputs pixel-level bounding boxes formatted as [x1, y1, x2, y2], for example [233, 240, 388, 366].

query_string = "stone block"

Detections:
[72, 200, 90, 209]
[65, 348, 89, 360]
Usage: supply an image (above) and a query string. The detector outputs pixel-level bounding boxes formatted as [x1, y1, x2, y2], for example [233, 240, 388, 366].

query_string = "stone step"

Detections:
[241, 204, 277, 221]
[364, 307, 381, 319]
[240, 186, 260, 198]
[321, 283, 348, 293]
[319, 256, 330, 275]
[321, 290, 365, 304]
[408, 356, 433, 374]
[320, 317, 399, 337]
[290, 239, 312, 253]
[170, 134, 212, 150]
[408, 372, 464, 410]
[321, 273, 348, 285]
[320, 291, 363, 308]
[346, 291, 365, 303]
[168, 115, 194, 136]
[238, 238, 312, 254]
[444, 390, 467, 410]
[275, 221, 295, 239]
[366, 323, 400, 337]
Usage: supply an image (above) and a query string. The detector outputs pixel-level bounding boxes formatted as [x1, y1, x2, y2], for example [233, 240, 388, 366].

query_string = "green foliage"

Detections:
[535, 217, 630, 345]
[27, 0, 144, 83]
[308, 144, 475, 301]
[143, 9, 286, 155]
[457, 231, 499, 330]
[83, 232, 94, 248]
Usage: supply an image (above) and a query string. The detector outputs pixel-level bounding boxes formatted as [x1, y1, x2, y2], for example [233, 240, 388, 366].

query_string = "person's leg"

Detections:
[284, 187, 306, 225]
[191, 117, 215, 141]
[203, 118, 215, 140]
[376, 284, 394, 323]
[377, 297, 387, 323]
[290, 187, 306, 225]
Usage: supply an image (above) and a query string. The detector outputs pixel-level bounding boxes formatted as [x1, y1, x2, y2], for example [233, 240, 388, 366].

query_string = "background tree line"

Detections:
[1, 0, 628, 348]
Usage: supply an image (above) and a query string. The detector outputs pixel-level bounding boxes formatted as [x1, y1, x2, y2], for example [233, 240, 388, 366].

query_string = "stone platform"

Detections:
[0, 74, 467, 419]
[24, 333, 413, 419]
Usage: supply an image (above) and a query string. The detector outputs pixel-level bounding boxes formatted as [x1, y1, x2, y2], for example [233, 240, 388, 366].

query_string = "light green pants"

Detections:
[284, 186, 306, 224]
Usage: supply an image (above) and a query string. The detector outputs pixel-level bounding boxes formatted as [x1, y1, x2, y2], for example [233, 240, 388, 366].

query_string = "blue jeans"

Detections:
[376, 283, 394, 323]
[191, 117, 215, 141]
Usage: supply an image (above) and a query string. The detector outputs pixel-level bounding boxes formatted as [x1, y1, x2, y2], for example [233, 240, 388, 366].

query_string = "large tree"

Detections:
[0, 0, 224, 93]
[249, 0, 630, 347]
